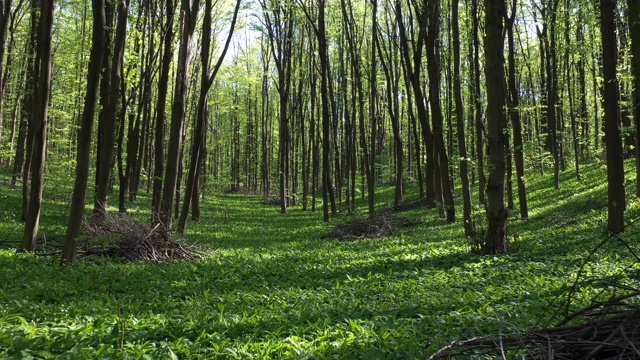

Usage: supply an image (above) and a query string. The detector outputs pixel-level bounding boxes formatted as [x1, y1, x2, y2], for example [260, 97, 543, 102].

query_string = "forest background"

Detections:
[1, 0, 640, 357]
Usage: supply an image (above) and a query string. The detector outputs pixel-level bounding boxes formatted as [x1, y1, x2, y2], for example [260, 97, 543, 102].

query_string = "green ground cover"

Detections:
[1, 161, 640, 358]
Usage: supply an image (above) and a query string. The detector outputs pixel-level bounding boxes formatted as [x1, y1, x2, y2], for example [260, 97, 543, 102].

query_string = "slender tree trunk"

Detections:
[61, 0, 105, 266]
[483, 0, 509, 254]
[160, 0, 199, 230]
[0, 0, 12, 149]
[506, 1, 529, 219]
[21, 0, 53, 252]
[19, 0, 40, 221]
[178, 0, 239, 234]
[376, 21, 403, 210]
[629, 0, 640, 197]
[426, 0, 454, 223]
[453, 0, 474, 235]
[601, 0, 625, 233]
[367, 0, 377, 217]
[93, 0, 130, 223]
[473, 0, 486, 205]
[152, 0, 174, 223]
[396, 0, 434, 207]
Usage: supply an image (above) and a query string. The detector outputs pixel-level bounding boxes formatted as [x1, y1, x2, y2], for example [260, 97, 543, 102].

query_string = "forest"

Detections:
[2, 0, 640, 357]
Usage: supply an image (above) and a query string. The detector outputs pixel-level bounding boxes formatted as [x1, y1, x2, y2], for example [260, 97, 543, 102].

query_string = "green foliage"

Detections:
[0, 161, 639, 358]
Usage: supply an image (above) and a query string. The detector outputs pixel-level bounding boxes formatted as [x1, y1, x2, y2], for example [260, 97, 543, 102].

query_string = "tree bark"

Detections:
[453, 0, 474, 236]
[506, 0, 528, 219]
[93, 0, 130, 223]
[483, 0, 509, 254]
[61, 0, 106, 265]
[151, 0, 175, 223]
[178, 0, 240, 234]
[601, 0, 626, 233]
[21, 0, 53, 252]
[629, 0, 640, 197]
[426, 0, 455, 223]
[159, 0, 199, 230]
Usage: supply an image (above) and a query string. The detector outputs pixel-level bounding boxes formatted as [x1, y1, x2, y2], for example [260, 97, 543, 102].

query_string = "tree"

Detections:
[600, 0, 625, 233]
[426, 0, 455, 223]
[159, 0, 200, 230]
[152, 0, 176, 223]
[178, 0, 241, 234]
[483, 0, 508, 254]
[61, 0, 106, 266]
[506, 0, 528, 219]
[21, 0, 53, 252]
[93, 0, 131, 223]
[260, 0, 294, 215]
[629, 0, 640, 197]
[396, 0, 436, 208]
[452, 0, 474, 236]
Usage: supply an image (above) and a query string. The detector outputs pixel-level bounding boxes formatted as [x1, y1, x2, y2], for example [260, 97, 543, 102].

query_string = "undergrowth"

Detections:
[0, 160, 639, 358]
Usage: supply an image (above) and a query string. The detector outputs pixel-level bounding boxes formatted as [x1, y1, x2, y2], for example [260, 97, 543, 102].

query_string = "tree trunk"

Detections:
[506, 0, 529, 219]
[159, 0, 199, 230]
[453, 0, 474, 236]
[483, 0, 509, 254]
[152, 0, 174, 223]
[426, 0, 455, 223]
[19, 0, 40, 222]
[61, 0, 105, 265]
[396, 0, 435, 207]
[472, 0, 486, 205]
[0, 0, 13, 150]
[629, 0, 640, 197]
[601, 0, 626, 233]
[178, 0, 239, 234]
[93, 0, 130, 223]
[21, 0, 53, 252]
[367, 0, 377, 217]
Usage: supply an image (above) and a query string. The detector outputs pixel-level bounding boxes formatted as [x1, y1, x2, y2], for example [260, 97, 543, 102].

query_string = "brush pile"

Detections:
[79, 214, 205, 262]
[322, 212, 417, 240]
[428, 225, 640, 359]
[262, 196, 282, 206]
[392, 197, 428, 212]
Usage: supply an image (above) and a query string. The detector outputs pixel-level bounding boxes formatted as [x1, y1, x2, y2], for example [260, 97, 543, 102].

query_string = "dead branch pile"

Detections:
[79, 214, 206, 262]
[263, 196, 282, 206]
[428, 221, 640, 360]
[322, 213, 418, 241]
[392, 197, 428, 212]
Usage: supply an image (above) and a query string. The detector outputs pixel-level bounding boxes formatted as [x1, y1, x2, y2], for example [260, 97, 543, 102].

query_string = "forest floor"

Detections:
[1, 160, 640, 358]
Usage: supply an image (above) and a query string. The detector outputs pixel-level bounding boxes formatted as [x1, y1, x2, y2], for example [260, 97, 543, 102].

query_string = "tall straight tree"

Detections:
[93, 0, 130, 223]
[426, 0, 455, 223]
[368, 0, 378, 217]
[629, 0, 640, 197]
[260, 0, 294, 215]
[340, 0, 372, 211]
[395, 0, 436, 208]
[472, 0, 486, 205]
[377, 6, 403, 210]
[483, 0, 509, 254]
[452, 0, 474, 236]
[178, 0, 241, 234]
[160, 0, 200, 229]
[20, 0, 53, 252]
[18, 0, 40, 221]
[600, 0, 625, 233]
[61, 0, 106, 266]
[152, 0, 175, 223]
[298, 0, 337, 221]
[0, 0, 12, 136]
[506, 0, 528, 219]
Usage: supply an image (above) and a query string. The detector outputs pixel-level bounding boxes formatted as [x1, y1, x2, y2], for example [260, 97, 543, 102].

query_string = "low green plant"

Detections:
[0, 160, 637, 358]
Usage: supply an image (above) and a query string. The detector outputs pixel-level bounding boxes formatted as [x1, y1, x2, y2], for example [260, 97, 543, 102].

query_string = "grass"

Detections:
[1, 160, 640, 358]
